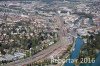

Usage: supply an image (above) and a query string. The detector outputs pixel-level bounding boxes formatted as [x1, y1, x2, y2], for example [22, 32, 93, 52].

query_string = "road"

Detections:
[3, 13, 72, 66]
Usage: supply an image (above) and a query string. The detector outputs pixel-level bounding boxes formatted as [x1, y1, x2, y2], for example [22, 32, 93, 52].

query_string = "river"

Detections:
[64, 36, 84, 66]
[64, 36, 100, 66]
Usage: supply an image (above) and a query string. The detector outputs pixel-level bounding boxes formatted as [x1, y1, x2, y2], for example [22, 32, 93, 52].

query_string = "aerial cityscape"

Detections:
[0, 0, 100, 66]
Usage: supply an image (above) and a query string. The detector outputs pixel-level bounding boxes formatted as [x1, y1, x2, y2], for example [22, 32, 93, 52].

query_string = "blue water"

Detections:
[92, 53, 100, 66]
[79, 63, 92, 66]
[64, 36, 84, 66]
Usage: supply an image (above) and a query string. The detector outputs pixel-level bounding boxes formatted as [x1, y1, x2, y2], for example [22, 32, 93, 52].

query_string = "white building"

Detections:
[77, 28, 88, 36]
[14, 52, 26, 59]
